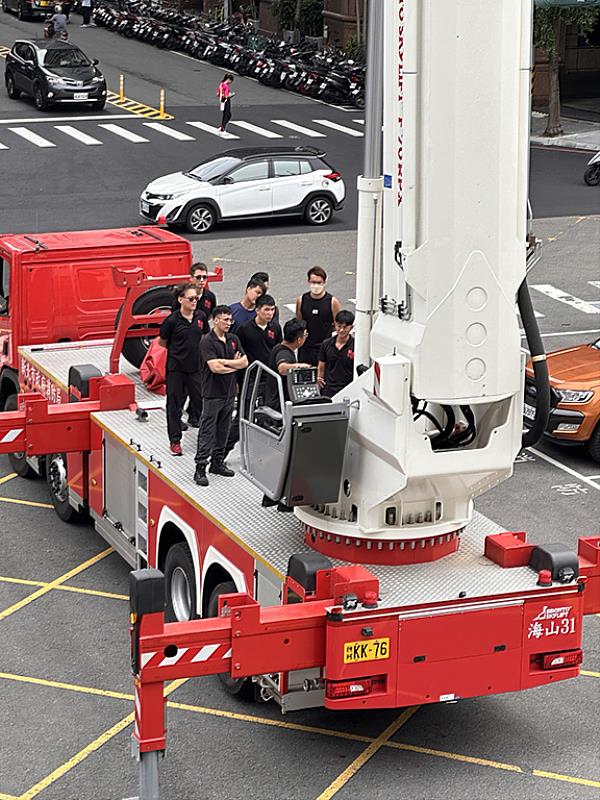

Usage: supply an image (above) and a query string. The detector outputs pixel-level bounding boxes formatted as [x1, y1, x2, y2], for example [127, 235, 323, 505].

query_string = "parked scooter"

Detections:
[584, 151, 600, 186]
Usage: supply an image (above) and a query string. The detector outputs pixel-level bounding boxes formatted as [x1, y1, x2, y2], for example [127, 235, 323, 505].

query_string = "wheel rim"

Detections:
[171, 566, 192, 621]
[309, 199, 332, 224]
[141, 305, 171, 349]
[48, 454, 68, 503]
[189, 207, 213, 232]
[588, 166, 600, 185]
[35, 88, 43, 108]
[7, 76, 13, 93]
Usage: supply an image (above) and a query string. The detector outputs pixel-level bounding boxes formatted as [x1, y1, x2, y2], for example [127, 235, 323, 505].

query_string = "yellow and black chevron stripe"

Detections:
[0, 46, 11, 59]
[107, 91, 173, 120]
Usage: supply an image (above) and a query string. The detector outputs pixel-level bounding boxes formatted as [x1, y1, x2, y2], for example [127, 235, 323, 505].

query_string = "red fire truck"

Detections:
[1, 1, 600, 798]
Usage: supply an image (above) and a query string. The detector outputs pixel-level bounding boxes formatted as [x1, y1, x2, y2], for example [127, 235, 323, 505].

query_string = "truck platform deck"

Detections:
[20, 340, 550, 611]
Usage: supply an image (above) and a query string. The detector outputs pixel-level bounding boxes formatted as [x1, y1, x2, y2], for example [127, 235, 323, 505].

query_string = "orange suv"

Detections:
[524, 337, 600, 460]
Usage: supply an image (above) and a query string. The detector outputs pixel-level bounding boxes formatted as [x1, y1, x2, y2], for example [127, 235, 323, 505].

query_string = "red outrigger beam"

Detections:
[0, 375, 136, 456]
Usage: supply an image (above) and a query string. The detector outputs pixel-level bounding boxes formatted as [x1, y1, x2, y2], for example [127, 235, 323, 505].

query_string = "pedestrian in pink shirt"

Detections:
[217, 74, 235, 135]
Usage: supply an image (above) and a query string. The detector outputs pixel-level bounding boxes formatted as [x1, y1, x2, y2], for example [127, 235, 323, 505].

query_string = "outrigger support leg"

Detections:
[139, 751, 160, 800]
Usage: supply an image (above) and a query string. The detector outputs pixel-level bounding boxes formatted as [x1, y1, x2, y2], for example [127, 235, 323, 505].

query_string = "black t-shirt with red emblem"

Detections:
[200, 330, 245, 399]
[236, 318, 282, 366]
[318, 335, 355, 398]
[159, 309, 209, 373]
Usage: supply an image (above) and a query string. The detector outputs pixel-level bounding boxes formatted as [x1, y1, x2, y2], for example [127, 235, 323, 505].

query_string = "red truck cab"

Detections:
[0, 226, 192, 409]
[0, 226, 192, 477]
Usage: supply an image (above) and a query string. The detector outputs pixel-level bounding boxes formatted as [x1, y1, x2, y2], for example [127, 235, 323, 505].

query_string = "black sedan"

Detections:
[4, 39, 107, 111]
[1, 0, 52, 20]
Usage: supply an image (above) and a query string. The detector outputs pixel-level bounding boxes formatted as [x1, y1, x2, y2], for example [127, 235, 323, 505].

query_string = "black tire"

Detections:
[1, 0, 8, 13]
[5, 72, 20, 100]
[185, 203, 216, 234]
[46, 452, 86, 523]
[3, 394, 36, 478]
[164, 542, 197, 623]
[208, 581, 256, 700]
[17, 1, 26, 19]
[91, 99, 106, 111]
[304, 195, 334, 226]
[114, 286, 174, 368]
[587, 424, 600, 462]
[33, 83, 48, 112]
[353, 92, 365, 110]
[584, 164, 600, 187]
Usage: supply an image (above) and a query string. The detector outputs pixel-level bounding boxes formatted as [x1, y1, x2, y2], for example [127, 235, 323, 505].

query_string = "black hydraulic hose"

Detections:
[518, 277, 550, 448]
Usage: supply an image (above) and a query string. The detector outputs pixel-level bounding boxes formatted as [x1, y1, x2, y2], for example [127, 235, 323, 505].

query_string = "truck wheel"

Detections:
[115, 286, 174, 368]
[587, 425, 600, 462]
[208, 581, 256, 700]
[3, 394, 36, 479]
[584, 165, 600, 187]
[46, 453, 86, 523]
[164, 543, 197, 623]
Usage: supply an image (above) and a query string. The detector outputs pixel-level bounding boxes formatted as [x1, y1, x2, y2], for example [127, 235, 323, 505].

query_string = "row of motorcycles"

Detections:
[92, 0, 366, 109]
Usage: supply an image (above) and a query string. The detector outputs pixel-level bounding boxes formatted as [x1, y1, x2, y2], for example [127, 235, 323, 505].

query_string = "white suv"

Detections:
[139, 146, 346, 234]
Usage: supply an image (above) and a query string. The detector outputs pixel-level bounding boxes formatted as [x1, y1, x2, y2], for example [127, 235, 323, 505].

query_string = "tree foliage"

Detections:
[271, 0, 323, 35]
[533, 6, 600, 136]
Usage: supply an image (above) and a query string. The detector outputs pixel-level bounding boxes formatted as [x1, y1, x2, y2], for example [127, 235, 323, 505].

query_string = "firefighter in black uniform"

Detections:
[158, 283, 208, 457]
[295, 265, 342, 365]
[317, 310, 355, 398]
[194, 305, 248, 487]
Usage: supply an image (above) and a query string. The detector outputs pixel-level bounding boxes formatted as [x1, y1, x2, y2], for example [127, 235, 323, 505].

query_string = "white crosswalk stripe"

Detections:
[0, 140, 8, 150]
[531, 284, 599, 315]
[271, 119, 326, 137]
[186, 121, 239, 139]
[98, 123, 149, 143]
[313, 119, 364, 137]
[143, 122, 195, 141]
[9, 126, 55, 148]
[54, 125, 102, 145]
[353, 119, 365, 125]
[589, 281, 600, 290]
[229, 120, 283, 138]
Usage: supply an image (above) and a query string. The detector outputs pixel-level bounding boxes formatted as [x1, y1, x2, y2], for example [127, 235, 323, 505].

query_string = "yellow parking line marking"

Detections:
[0, 575, 43, 588]
[106, 91, 173, 120]
[581, 669, 600, 678]
[1, 665, 597, 797]
[387, 741, 524, 772]
[0, 547, 112, 620]
[19, 712, 136, 800]
[0, 671, 133, 701]
[0, 472, 17, 484]
[531, 769, 600, 789]
[167, 700, 373, 744]
[0, 574, 127, 601]
[0, 497, 53, 509]
[315, 706, 420, 800]
[0, 792, 19, 800]
[18, 679, 186, 800]
[386, 741, 600, 788]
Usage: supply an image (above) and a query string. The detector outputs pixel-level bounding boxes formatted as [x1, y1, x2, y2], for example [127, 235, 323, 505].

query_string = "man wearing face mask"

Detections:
[295, 266, 341, 366]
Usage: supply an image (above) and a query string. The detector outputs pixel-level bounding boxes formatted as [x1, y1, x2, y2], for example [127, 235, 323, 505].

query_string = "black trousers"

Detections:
[82, 6, 91, 23]
[166, 370, 203, 444]
[221, 98, 232, 130]
[195, 397, 234, 467]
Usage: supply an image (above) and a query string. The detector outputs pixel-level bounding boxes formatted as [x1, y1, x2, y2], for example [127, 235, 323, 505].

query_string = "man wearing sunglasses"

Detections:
[159, 283, 209, 457]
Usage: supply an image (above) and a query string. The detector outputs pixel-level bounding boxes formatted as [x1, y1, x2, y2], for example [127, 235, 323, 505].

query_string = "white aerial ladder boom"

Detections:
[295, 0, 534, 559]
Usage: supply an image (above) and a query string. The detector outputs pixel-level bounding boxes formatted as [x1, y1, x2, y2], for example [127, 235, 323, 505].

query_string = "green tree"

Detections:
[271, 0, 323, 36]
[534, 6, 600, 136]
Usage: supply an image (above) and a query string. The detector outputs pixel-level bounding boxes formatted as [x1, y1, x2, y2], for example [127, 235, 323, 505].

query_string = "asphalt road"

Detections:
[0, 13, 599, 237]
[1, 218, 600, 800]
